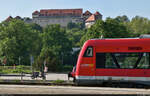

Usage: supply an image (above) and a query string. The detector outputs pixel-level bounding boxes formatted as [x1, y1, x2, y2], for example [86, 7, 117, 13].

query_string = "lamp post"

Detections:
[19, 56, 21, 66]
[30, 55, 34, 73]
[61, 52, 63, 65]
[19, 56, 23, 81]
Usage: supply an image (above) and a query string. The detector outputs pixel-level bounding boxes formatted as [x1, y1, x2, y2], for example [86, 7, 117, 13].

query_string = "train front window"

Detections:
[84, 46, 93, 57]
[96, 52, 150, 69]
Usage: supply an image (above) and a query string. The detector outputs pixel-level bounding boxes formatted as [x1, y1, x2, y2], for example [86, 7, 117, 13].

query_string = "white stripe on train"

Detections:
[76, 76, 150, 81]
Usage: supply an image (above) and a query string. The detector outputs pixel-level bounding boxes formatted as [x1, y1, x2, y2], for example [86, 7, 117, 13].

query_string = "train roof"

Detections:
[89, 35, 150, 40]
[84, 37, 150, 47]
[83, 38, 150, 52]
[90, 38, 139, 40]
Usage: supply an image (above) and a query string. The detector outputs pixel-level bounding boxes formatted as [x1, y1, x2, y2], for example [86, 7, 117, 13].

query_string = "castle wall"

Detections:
[33, 16, 82, 27]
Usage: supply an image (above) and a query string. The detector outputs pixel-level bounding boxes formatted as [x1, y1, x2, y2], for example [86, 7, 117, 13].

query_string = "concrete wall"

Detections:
[85, 21, 95, 28]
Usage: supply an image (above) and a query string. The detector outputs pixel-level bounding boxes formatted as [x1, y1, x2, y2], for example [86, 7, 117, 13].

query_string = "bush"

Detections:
[52, 80, 65, 83]
[62, 65, 73, 72]
[0, 69, 1, 72]
[0, 65, 32, 74]
[46, 57, 62, 72]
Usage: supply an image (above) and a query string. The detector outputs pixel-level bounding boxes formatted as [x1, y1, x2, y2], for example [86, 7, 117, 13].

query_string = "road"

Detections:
[0, 84, 150, 95]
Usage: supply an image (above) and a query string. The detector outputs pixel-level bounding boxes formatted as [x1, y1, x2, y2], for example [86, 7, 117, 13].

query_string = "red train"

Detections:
[69, 35, 150, 85]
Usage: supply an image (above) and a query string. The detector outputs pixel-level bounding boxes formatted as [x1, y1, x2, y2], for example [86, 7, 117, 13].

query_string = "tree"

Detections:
[0, 19, 41, 65]
[67, 22, 77, 29]
[66, 28, 85, 47]
[115, 15, 130, 23]
[80, 18, 130, 46]
[104, 18, 130, 38]
[66, 23, 85, 66]
[67, 22, 85, 29]
[37, 24, 72, 71]
[29, 23, 43, 32]
[80, 20, 105, 46]
[127, 16, 150, 37]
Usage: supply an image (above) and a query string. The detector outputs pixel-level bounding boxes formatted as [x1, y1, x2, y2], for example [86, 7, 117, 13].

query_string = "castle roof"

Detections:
[32, 11, 40, 15]
[14, 16, 22, 19]
[83, 10, 92, 16]
[85, 14, 96, 22]
[5, 16, 13, 22]
[33, 9, 83, 16]
[94, 11, 102, 16]
[85, 11, 102, 22]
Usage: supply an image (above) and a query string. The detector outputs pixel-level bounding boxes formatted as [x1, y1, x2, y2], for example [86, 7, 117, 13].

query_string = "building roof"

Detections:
[15, 16, 22, 20]
[5, 16, 13, 22]
[85, 11, 102, 22]
[94, 11, 102, 16]
[33, 9, 83, 16]
[83, 10, 92, 16]
[32, 11, 40, 15]
[85, 14, 96, 22]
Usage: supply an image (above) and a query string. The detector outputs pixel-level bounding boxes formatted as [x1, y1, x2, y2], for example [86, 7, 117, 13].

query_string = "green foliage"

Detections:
[35, 24, 72, 72]
[52, 79, 65, 83]
[0, 20, 41, 65]
[127, 16, 150, 37]
[45, 56, 62, 72]
[0, 68, 2, 73]
[66, 28, 85, 47]
[66, 23, 85, 65]
[42, 24, 72, 55]
[80, 20, 105, 46]
[29, 23, 43, 32]
[115, 15, 130, 23]
[67, 22, 85, 29]
[104, 18, 130, 38]
[80, 18, 130, 46]
[0, 65, 31, 74]
[67, 22, 77, 29]
[62, 65, 73, 72]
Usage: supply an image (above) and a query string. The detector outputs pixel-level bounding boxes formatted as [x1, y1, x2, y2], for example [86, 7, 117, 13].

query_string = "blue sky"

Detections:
[0, 0, 150, 22]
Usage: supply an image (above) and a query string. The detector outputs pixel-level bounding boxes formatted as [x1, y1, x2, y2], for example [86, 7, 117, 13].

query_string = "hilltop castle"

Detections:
[5, 8, 102, 28]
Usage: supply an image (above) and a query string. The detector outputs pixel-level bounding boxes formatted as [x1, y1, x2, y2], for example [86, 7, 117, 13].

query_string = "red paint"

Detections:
[96, 69, 150, 77]
[73, 38, 150, 79]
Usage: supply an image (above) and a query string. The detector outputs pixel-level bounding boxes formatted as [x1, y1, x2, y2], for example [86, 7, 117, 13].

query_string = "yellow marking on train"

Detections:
[89, 64, 94, 67]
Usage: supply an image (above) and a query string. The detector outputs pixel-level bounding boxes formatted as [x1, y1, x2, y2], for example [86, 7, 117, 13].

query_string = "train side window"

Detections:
[106, 53, 118, 68]
[95, 52, 150, 69]
[84, 46, 93, 57]
[137, 53, 149, 69]
[96, 53, 106, 68]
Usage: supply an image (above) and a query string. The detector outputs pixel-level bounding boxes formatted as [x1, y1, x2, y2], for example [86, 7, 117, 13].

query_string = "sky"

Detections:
[0, 0, 150, 22]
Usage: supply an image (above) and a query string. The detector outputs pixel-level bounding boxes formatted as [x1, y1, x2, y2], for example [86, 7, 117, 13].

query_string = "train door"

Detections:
[80, 46, 95, 76]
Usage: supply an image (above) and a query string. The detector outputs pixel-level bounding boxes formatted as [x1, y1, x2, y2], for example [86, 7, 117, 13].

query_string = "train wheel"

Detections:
[31, 77, 35, 79]
[73, 77, 77, 85]
[73, 77, 76, 82]
[73, 77, 79, 86]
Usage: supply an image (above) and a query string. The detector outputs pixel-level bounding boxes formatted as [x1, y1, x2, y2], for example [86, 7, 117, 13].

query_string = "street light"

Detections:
[19, 56, 23, 81]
